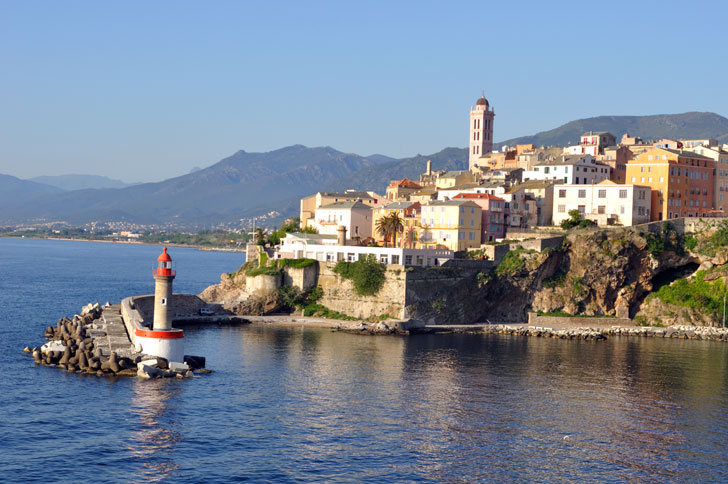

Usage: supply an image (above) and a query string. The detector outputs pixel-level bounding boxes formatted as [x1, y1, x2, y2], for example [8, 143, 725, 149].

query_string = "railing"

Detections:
[153, 269, 176, 277]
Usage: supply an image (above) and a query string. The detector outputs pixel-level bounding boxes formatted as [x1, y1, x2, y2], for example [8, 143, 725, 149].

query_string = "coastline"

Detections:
[1, 235, 246, 253]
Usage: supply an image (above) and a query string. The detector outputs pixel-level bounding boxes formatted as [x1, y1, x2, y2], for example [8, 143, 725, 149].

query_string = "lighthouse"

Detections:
[134, 247, 185, 364]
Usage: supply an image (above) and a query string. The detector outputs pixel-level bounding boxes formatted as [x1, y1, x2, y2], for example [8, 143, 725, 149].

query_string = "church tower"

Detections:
[469, 94, 495, 171]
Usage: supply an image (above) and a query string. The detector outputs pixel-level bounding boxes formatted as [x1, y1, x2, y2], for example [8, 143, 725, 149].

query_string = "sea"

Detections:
[1, 237, 728, 483]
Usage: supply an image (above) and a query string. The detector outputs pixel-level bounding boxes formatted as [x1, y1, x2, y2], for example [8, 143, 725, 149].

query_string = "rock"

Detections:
[59, 347, 72, 365]
[78, 352, 89, 370]
[137, 364, 162, 379]
[32, 349, 42, 363]
[185, 370, 194, 378]
[169, 361, 189, 372]
[183, 355, 205, 370]
[108, 352, 121, 373]
[155, 357, 169, 370]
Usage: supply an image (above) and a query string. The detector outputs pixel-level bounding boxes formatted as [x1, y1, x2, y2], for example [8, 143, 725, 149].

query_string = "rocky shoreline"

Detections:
[431, 323, 728, 342]
[25, 302, 208, 379]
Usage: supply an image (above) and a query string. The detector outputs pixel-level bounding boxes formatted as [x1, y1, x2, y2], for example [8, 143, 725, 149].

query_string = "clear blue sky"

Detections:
[2, 0, 726, 182]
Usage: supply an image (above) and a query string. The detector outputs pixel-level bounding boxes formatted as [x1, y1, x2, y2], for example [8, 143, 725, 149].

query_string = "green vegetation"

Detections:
[277, 258, 316, 269]
[691, 222, 728, 256]
[495, 248, 533, 276]
[684, 234, 698, 252]
[301, 303, 358, 320]
[375, 212, 404, 247]
[651, 271, 727, 320]
[245, 265, 282, 277]
[560, 210, 596, 230]
[464, 248, 490, 260]
[542, 272, 566, 289]
[333, 255, 386, 296]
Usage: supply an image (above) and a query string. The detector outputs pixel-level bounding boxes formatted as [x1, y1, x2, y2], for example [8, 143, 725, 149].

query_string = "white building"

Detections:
[312, 201, 373, 240]
[276, 233, 453, 267]
[552, 180, 651, 226]
[524, 154, 611, 185]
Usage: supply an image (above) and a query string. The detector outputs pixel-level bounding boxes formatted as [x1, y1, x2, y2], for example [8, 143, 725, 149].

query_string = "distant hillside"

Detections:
[496, 112, 728, 148]
[0, 174, 64, 207]
[29, 174, 138, 190]
[327, 147, 468, 192]
[1, 145, 389, 227]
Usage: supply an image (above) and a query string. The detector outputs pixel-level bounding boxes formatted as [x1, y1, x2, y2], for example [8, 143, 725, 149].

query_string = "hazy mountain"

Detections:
[4, 111, 728, 228]
[29, 174, 138, 191]
[496, 112, 728, 149]
[0, 174, 65, 207]
[328, 147, 468, 193]
[2, 145, 388, 226]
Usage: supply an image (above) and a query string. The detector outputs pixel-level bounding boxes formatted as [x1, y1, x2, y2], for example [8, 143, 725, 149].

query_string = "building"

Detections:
[682, 139, 719, 149]
[435, 170, 475, 189]
[685, 145, 728, 212]
[371, 201, 421, 248]
[469, 95, 496, 170]
[408, 187, 438, 204]
[597, 146, 633, 183]
[625, 148, 715, 220]
[515, 146, 562, 171]
[419, 200, 482, 251]
[312, 201, 373, 240]
[578, 131, 617, 156]
[300, 190, 382, 229]
[516, 179, 557, 226]
[552, 180, 651, 226]
[452, 193, 506, 241]
[385, 178, 423, 201]
[276, 233, 453, 267]
[499, 185, 538, 229]
[523, 154, 611, 185]
[653, 138, 683, 150]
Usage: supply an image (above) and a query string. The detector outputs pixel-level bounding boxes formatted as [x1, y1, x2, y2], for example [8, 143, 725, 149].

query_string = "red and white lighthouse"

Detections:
[135, 247, 185, 363]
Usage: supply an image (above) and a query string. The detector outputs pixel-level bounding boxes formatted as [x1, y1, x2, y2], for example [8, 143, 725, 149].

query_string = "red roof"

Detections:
[453, 193, 504, 201]
[157, 247, 172, 262]
[389, 178, 422, 189]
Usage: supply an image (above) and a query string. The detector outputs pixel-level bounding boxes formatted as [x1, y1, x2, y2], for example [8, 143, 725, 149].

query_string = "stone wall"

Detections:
[511, 236, 563, 252]
[317, 263, 407, 319]
[282, 264, 318, 292]
[245, 274, 281, 296]
[527, 312, 632, 327]
[131, 294, 207, 321]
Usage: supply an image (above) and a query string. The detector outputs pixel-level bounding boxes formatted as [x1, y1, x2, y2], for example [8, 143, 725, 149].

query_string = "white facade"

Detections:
[552, 182, 652, 226]
[277, 240, 453, 267]
[313, 202, 372, 239]
[524, 155, 611, 185]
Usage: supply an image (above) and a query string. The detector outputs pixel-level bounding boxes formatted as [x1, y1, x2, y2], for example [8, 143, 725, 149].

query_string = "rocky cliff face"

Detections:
[200, 223, 728, 325]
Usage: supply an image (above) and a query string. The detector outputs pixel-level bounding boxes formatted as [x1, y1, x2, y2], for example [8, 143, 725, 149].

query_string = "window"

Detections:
[578, 190, 586, 198]
[404, 255, 412, 265]
[577, 205, 585, 214]
[558, 205, 566, 213]
[598, 190, 606, 198]
[391, 255, 399, 264]
[468, 232, 474, 240]
[619, 189, 627, 199]
[559, 189, 566, 198]
[598, 205, 606, 214]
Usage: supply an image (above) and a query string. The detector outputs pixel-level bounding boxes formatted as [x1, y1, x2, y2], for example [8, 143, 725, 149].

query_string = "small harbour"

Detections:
[3, 238, 728, 483]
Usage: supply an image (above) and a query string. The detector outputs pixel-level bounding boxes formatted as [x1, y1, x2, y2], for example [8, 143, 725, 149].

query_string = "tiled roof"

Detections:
[388, 178, 423, 189]
[318, 201, 372, 210]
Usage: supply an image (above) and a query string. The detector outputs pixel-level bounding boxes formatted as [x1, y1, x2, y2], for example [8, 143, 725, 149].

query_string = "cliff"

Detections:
[199, 221, 728, 326]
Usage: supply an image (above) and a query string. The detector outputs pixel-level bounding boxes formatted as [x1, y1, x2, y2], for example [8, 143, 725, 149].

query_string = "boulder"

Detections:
[137, 364, 162, 379]
[183, 355, 206, 370]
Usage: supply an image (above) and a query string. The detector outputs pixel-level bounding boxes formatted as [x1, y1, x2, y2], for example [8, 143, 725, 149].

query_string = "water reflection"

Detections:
[128, 380, 184, 483]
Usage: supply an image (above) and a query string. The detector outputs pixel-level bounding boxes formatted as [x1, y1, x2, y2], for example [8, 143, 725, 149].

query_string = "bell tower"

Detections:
[469, 94, 495, 171]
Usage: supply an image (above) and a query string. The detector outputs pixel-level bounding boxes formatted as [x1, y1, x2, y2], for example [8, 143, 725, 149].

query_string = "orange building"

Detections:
[625, 148, 715, 221]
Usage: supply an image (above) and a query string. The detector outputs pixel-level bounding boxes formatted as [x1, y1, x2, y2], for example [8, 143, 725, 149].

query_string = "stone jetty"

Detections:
[26, 302, 208, 378]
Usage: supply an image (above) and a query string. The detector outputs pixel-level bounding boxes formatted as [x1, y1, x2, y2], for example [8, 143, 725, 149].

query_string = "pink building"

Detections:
[453, 193, 506, 242]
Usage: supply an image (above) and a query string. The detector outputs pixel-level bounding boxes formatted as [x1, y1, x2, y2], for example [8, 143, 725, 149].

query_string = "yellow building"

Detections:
[418, 200, 482, 251]
[371, 201, 421, 248]
[435, 170, 475, 189]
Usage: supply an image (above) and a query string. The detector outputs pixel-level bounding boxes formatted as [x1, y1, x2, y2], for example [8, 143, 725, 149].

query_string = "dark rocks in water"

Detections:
[88, 357, 101, 371]
[78, 352, 89, 370]
[32, 349, 42, 363]
[118, 357, 134, 370]
[59, 347, 71, 365]
[184, 355, 206, 370]
[155, 357, 169, 370]
[108, 352, 121, 373]
[92, 347, 102, 359]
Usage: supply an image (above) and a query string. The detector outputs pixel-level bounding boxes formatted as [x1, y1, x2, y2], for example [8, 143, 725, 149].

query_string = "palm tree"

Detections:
[388, 212, 404, 248]
[375, 215, 392, 247]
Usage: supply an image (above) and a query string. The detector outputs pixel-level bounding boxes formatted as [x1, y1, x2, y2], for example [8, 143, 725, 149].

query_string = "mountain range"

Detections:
[3, 111, 728, 228]
[29, 174, 139, 191]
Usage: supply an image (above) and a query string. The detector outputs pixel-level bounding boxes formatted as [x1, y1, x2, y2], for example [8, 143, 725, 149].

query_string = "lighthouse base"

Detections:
[135, 328, 185, 363]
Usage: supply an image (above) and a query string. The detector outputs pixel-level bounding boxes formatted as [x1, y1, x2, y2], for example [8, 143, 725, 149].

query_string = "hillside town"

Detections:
[273, 95, 728, 266]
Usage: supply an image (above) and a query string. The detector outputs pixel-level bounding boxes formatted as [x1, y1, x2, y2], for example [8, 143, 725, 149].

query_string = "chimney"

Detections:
[337, 225, 347, 246]
[426, 160, 432, 176]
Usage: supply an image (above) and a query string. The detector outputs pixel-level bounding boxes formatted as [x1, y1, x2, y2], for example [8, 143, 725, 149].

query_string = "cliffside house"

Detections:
[435, 170, 476, 189]
[371, 201, 421, 248]
[312, 201, 373, 241]
[418, 200, 482, 251]
[685, 145, 728, 213]
[452, 193, 506, 242]
[300, 190, 382, 229]
[523, 154, 611, 185]
[625, 148, 715, 220]
[385, 178, 423, 201]
[552, 180, 652, 226]
[276, 233, 452, 266]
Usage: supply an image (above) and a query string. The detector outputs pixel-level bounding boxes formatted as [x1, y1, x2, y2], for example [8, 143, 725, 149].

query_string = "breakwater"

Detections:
[26, 302, 206, 378]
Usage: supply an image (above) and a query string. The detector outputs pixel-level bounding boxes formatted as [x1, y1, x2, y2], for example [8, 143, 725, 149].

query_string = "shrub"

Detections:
[246, 265, 282, 277]
[302, 303, 357, 320]
[542, 272, 565, 289]
[560, 209, 594, 230]
[333, 255, 386, 296]
[495, 250, 526, 276]
[277, 285, 303, 311]
[277, 258, 316, 269]
[306, 285, 323, 303]
[653, 271, 726, 320]
[684, 234, 697, 251]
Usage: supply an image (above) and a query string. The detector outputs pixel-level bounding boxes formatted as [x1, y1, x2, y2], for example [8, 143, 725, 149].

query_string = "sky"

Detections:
[2, 0, 727, 183]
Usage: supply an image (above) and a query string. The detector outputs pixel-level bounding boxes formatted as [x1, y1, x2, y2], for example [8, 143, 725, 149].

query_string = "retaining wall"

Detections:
[527, 312, 633, 327]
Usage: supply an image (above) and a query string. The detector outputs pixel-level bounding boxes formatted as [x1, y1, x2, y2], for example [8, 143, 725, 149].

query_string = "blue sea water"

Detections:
[2, 237, 728, 483]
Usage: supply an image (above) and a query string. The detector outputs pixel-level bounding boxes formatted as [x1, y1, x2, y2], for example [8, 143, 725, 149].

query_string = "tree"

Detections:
[375, 214, 392, 247]
[388, 212, 404, 248]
